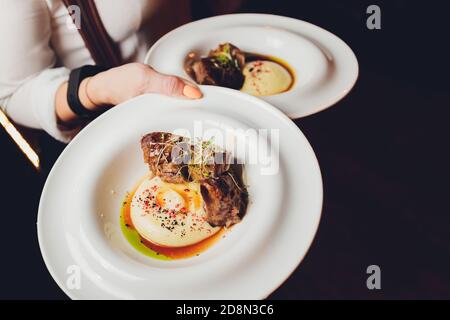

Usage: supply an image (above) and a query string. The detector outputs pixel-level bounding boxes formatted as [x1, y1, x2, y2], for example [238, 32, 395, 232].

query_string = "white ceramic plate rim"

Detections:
[145, 13, 359, 119]
[37, 87, 323, 299]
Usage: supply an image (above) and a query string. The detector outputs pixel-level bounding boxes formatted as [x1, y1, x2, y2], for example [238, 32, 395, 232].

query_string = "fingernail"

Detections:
[183, 85, 202, 99]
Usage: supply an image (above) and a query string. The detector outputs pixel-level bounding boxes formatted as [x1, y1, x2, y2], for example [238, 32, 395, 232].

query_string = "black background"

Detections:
[1, 0, 449, 299]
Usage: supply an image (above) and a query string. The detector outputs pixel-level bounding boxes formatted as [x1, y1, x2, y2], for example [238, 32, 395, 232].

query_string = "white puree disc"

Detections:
[130, 176, 220, 247]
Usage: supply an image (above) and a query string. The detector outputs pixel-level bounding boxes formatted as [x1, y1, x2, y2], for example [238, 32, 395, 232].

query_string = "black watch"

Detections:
[67, 65, 109, 118]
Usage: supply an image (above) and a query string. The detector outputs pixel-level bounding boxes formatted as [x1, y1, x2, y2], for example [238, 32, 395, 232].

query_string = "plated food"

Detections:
[185, 43, 294, 96]
[145, 14, 359, 118]
[121, 132, 248, 260]
[38, 80, 322, 300]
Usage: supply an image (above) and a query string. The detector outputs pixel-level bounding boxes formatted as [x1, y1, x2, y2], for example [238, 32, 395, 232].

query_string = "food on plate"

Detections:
[185, 42, 294, 96]
[129, 175, 220, 246]
[121, 132, 248, 260]
[200, 169, 247, 227]
[185, 43, 245, 90]
[140, 132, 190, 184]
[241, 60, 293, 96]
[140, 132, 230, 183]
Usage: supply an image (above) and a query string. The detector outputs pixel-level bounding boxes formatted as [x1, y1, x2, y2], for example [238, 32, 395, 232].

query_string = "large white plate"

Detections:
[145, 14, 358, 119]
[37, 87, 323, 299]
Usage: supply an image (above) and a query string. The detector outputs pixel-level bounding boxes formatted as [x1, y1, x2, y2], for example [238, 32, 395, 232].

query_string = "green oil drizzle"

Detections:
[120, 198, 171, 261]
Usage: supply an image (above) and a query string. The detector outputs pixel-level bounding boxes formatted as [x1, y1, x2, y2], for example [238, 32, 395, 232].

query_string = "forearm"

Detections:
[55, 63, 202, 126]
[2, 67, 76, 143]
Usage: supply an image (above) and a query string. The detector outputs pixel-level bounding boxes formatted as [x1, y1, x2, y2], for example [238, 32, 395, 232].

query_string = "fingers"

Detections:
[182, 81, 203, 99]
[145, 67, 202, 99]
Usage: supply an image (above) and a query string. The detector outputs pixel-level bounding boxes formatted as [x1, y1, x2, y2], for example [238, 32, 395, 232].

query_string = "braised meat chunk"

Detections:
[141, 132, 231, 183]
[200, 172, 248, 227]
[188, 43, 246, 90]
[140, 132, 190, 183]
[187, 139, 231, 181]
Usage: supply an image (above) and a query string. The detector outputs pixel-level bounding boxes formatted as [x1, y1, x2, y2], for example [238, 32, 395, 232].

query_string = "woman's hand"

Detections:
[56, 63, 202, 125]
[87, 63, 202, 105]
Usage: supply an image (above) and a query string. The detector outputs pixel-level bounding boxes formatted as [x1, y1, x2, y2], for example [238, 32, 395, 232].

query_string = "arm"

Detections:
[55, 63, 202, 125]
[0, 0, 64, 133]
[0, 1, 201, 141]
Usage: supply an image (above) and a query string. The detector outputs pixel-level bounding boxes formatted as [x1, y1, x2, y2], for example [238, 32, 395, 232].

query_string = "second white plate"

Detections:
[145, 14, 359, 119]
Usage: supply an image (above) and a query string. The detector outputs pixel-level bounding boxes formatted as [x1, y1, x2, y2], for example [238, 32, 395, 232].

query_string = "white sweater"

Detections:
[0, 0, 189, 142]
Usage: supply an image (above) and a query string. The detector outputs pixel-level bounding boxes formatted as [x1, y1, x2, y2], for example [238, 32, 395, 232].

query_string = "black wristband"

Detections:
[67, 65, 109, 118]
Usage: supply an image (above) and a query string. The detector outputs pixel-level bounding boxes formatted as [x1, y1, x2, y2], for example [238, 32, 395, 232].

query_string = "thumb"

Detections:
[145, 68, 202, 99]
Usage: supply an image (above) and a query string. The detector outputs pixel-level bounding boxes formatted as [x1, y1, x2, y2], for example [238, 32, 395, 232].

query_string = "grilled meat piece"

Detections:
[188, 43, 246, 89]
[141, 132, 230, 183]
[209, 43, 246, 68]
[191, 58, 245, 89]
[140, 132, 190, 184]
[188, 143, 231, 181]
[200, 168, 248, 227]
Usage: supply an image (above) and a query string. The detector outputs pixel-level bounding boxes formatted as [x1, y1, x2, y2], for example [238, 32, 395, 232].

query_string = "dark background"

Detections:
[1, 0, 449, 299]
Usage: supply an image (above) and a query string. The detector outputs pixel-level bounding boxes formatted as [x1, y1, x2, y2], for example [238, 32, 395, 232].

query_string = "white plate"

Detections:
[145, 14, 358, 119]
[37, 87, 323, 299]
